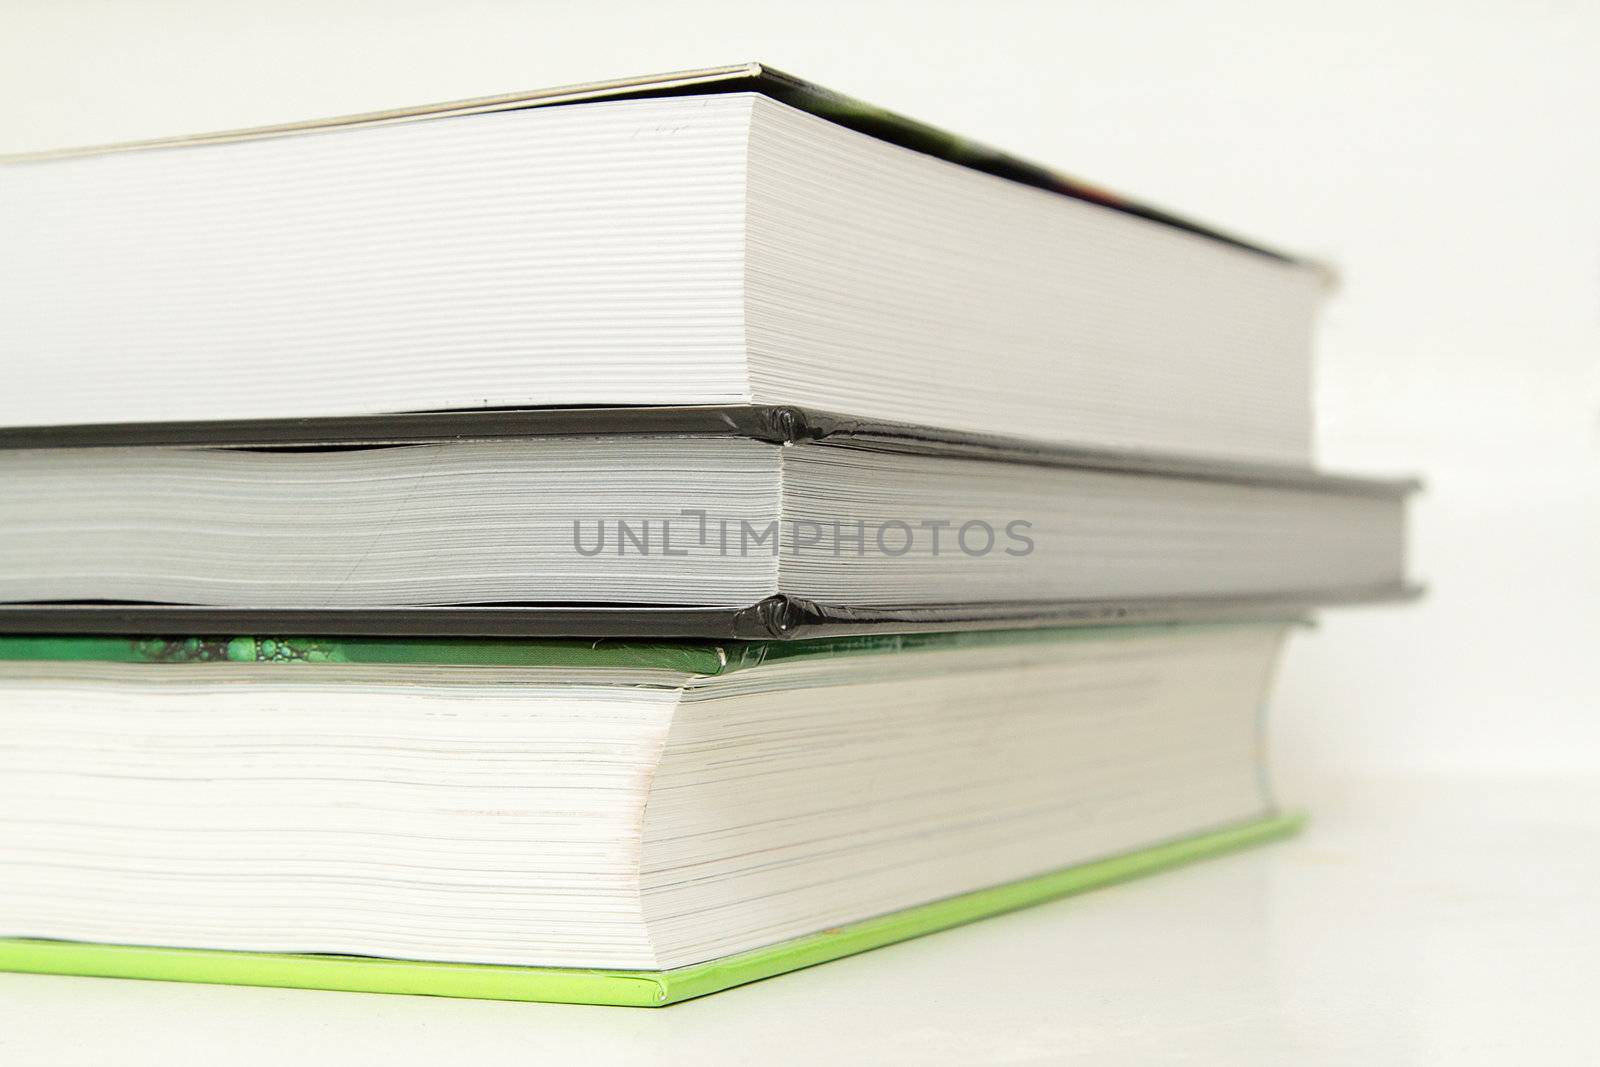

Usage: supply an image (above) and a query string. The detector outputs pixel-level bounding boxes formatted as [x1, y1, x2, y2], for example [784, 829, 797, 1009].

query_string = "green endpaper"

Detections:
[0, 623, 1251, 674]
[0, 814, 1303, 1007]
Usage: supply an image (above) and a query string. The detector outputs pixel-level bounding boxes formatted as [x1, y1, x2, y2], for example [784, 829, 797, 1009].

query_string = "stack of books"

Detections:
[0, 64, 1413, 1006]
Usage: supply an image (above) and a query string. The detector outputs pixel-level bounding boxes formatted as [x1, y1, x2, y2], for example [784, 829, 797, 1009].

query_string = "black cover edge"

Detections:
[0, 405, 1419, 497]
[0, 586, 1421, 641]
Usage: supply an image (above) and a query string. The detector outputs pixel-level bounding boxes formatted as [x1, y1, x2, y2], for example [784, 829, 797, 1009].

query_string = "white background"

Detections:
[2, 3, 1596, 1061]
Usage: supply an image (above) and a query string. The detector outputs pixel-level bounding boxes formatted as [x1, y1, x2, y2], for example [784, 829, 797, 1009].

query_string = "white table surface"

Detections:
[3, 773, 1595, 1065]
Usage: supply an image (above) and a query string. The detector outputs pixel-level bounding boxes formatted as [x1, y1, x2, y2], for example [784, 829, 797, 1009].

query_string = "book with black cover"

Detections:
[0, 406, 1414, 638]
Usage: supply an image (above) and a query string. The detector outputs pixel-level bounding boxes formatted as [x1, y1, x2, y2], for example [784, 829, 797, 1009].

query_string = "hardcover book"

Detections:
[0, 407, 1413, 636]
[0, 623, 1301, 1005]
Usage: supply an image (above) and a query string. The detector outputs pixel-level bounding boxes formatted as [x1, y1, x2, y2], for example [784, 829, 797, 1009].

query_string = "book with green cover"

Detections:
[0, 624, 1300, 1005]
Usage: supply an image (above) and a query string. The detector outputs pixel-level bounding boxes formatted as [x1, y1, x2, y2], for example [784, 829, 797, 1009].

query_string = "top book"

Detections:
[0, 63, 1327, 464]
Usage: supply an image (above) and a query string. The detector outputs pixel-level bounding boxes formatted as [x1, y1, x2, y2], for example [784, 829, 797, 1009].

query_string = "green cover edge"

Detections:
[0, 633, 734, 675]
[0, 622, 1260, 675]
[0, 812, 1304, 1007]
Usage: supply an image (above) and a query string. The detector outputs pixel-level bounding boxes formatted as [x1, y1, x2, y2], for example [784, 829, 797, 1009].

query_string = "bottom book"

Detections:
[0, 623, 1300, 1005]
